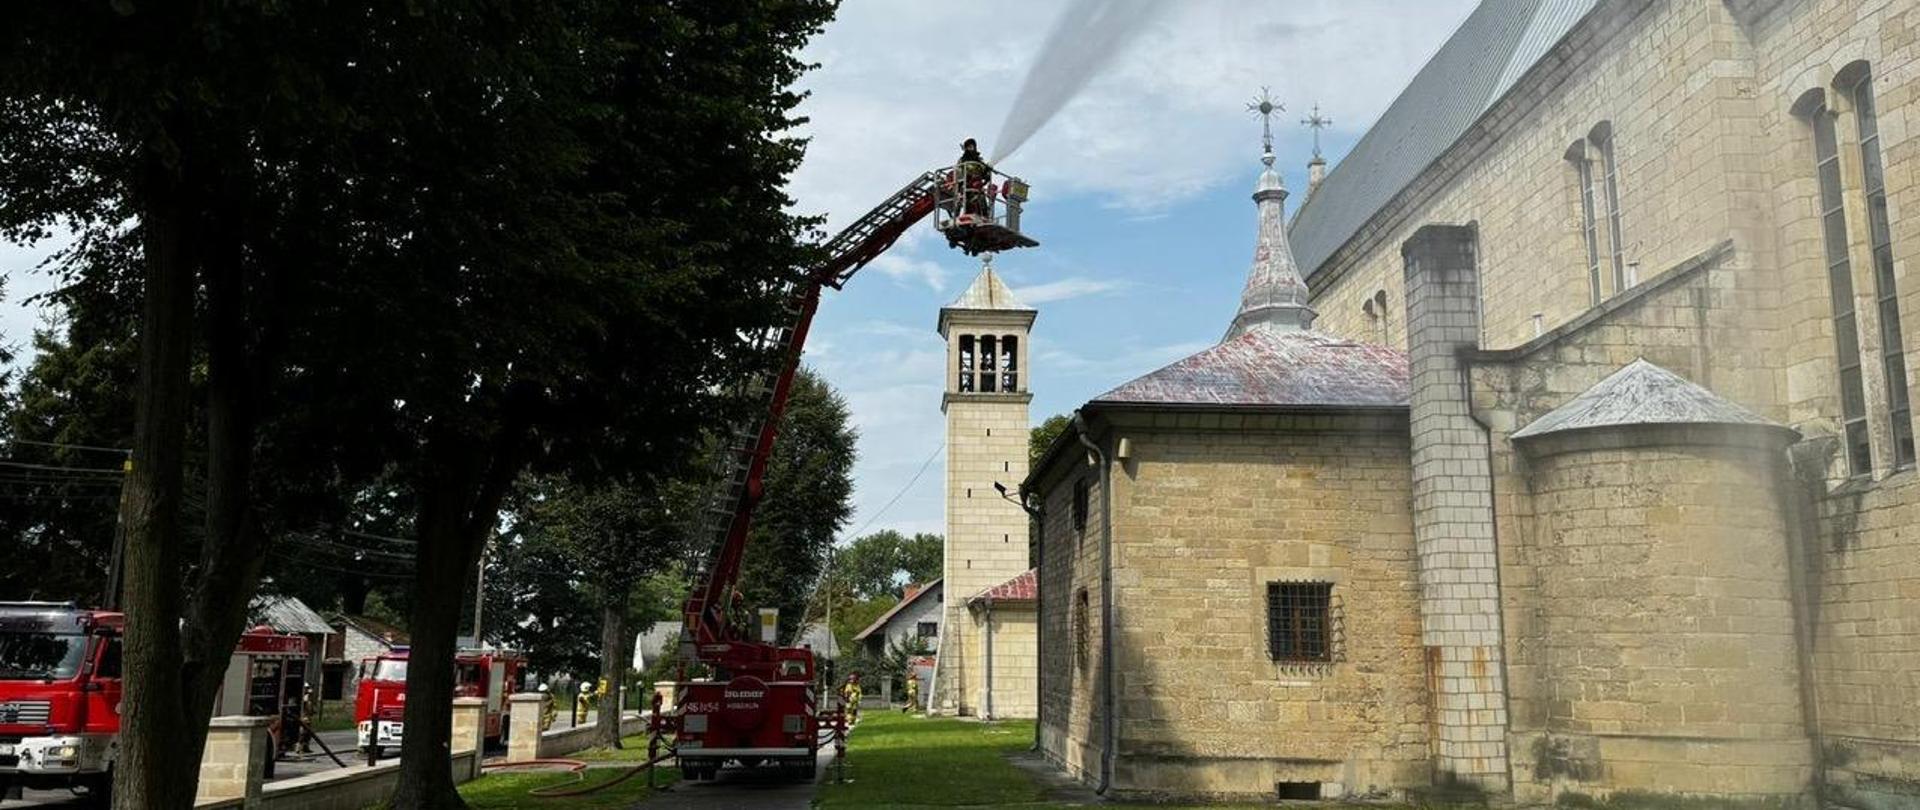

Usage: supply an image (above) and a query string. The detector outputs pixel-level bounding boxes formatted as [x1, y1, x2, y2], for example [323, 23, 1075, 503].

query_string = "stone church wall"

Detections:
[1305, 0, 1920, 800]
[964, 603, 1037, 719]
[1094, 411, 1430, 799]
[937, 392, 1034, 716]
[1034, 437, 1108, 786]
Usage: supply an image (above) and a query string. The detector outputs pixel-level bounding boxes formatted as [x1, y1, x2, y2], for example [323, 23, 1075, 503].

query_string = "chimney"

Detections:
[1307, 156, 1326, 199]
[902, 583, 922, 602]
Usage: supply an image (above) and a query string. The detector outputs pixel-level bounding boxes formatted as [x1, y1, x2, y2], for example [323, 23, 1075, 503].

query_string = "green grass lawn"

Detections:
[572, 734, 669, 762]
[457, 766, 679, 809]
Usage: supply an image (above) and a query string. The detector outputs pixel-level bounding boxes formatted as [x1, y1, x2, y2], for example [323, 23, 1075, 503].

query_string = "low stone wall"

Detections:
[528, 711, 648, 759]
[192, 698, 488, 809]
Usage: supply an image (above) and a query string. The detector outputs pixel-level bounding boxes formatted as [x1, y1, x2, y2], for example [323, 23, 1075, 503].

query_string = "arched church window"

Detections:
[1804, 92, 1871, 476]
[1590, 121, 1627, 294]
[1001, 335, 1018, 391]
[958, 335, 976, 393]
[979, 335, 998, 392]
[1567, 139, 1603, 305]
[1845, 64, 1914, 468]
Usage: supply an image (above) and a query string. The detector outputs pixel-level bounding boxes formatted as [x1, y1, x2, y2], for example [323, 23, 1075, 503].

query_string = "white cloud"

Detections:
[1012, 276, 1127, 305]
[866, 252, 949, 292]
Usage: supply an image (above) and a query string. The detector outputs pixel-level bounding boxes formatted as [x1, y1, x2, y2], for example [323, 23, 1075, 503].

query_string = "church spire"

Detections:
[1226, 89, 1316, 341]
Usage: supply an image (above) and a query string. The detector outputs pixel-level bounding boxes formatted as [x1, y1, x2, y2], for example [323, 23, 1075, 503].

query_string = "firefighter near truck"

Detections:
[0, 601, 311, 803]
[660, 145, 1037, 782]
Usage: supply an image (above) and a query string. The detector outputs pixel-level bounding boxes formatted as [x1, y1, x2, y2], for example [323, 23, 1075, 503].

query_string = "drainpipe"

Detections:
[1023, 480, 1044, 753]
[982, 596, 995, 720]
[1072, 412, 1116, 795]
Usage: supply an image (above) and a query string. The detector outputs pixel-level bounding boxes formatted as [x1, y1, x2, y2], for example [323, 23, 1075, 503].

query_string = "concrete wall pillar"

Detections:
[505, 693, 546, 763]
[451, 697, 487, 781]
[196, 715, 270, 807]
[1402, 224, 1511, 790]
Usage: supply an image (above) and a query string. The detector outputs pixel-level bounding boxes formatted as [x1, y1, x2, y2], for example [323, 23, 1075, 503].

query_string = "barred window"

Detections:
[1266, 582, 1332, 663]
[1595, 125, 1628, 293]
[1569, 142, 1603, 305]
[1073, 589, 1091, 672]
[916, 621, 938, 639]
[1849, 68, 1915, 468]
[1811, 104, 1873, 476]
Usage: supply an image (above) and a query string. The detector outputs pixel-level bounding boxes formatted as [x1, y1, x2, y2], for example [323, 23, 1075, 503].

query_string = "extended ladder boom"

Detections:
[682, 161, 1035, 675]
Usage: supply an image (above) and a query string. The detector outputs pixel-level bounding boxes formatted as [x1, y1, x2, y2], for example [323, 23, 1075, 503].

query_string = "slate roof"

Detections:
[251, 595, 334, 636]
[852, 579, 943, 642]
[969, 569, 1037, 605]
[1289, 0, 1600, 277]
[1093, 330, 1409, 409]
[1510, 359, 1788, 439]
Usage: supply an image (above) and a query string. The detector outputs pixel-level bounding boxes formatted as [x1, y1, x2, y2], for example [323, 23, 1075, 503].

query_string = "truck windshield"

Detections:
[372, 660, 408, 681]
[0, 631, 89, 680]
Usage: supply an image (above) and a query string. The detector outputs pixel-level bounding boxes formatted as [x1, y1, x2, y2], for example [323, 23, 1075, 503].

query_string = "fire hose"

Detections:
[482, 753, 673, 798]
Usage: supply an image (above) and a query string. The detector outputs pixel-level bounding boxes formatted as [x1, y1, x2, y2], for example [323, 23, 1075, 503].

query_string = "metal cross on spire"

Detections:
[1247, 87, 1283, 165]
[1301, 102, 1333, 159]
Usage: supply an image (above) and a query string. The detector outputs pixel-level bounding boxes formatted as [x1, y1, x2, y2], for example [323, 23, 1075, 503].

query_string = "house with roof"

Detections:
[851, 580, 943, 659]
[1030, 0, 1920, 803]
[325, 614, 408, 700]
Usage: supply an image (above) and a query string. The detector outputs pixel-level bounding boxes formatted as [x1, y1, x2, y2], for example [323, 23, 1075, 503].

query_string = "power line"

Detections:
[4, 439, 132, 456]
[842, 440, 943, 541]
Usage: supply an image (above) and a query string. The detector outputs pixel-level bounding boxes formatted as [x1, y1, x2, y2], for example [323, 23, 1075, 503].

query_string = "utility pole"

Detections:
[103, 452, 133, 609]
[471, 538, 487, 646]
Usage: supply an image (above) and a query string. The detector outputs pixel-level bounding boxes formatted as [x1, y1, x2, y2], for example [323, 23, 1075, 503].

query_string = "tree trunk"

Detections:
[595, 592, 631, 748]
[112, 144, 201, 810]
[390, 425, 528, 810]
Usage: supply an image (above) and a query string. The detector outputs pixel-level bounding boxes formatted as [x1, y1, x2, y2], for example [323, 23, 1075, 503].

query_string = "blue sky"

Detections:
[0, 0, 1479, 542]
[794, 1, 1477, 539]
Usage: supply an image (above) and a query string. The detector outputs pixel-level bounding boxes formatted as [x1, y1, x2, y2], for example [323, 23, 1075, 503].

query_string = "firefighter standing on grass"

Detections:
[902, 672, 919, 714]
[841, 673, 862, 724]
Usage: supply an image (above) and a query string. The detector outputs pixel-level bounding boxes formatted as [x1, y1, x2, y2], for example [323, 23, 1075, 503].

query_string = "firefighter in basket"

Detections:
[957, 138, 993, 219]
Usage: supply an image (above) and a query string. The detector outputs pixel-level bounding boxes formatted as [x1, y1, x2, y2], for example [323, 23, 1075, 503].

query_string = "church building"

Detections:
[1030, 0, 1920, 805]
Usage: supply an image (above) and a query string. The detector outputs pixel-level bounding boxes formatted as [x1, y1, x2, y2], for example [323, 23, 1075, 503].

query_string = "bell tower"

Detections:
[932, 256, 1037, 717]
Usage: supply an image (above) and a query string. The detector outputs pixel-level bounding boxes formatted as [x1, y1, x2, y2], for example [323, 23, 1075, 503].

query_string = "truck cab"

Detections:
[355, 647, 523, 752]
[0, 602, 123, 801]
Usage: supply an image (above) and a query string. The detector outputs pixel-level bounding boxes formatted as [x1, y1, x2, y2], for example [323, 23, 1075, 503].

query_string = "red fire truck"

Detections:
[0, 602, 309, 802]
[665, 154, 1036, 781]
[353, 647, 525, 754]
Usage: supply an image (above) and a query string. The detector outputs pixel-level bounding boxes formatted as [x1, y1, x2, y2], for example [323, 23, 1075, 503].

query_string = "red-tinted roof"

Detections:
[969, 569, 1037, 604]
[1092, 329, 1408, 409]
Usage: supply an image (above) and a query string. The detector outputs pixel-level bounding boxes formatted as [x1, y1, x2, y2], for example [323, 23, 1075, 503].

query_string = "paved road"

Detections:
[639, 747, 835, 810]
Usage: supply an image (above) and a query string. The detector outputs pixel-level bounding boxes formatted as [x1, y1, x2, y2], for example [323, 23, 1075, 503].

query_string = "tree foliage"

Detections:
[1031, 413, 1072, 465]
[833, 529, 943, 600]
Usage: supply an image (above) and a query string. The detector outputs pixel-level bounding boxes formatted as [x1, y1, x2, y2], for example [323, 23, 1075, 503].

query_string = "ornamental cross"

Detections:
[1301, 102, 1333, 159]
[1247, 87, 1283, 161]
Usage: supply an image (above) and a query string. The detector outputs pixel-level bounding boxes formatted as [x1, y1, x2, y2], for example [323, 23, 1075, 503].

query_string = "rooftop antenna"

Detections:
[1301, 102, 1333, 160]
[1247, 87, 1283, 163]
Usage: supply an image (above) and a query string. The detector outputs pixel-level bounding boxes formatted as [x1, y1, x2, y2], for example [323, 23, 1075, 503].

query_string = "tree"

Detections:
[832, 529, 942, 600]
[2, 2, 833, 807]
[1031, 413, 1072, 465]
[732, 368, 857, 645]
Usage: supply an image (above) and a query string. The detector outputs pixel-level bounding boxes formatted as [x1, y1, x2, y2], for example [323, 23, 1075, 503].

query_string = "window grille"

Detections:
[1573, 148, 1603, 305]
[916, 621, 938, 639]
[1074, 589, 1090, 672]
[1812, 106, 1873, 475]
[1597, 131, 1628, 292]
[1850, 69, 1915, 468]
[1266, 582, 1333, 663]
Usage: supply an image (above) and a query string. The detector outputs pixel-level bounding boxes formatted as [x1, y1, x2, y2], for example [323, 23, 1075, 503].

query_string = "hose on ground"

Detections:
[482, 751, 674, 798]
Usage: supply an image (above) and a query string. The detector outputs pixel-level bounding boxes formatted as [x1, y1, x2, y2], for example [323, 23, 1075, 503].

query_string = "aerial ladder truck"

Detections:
[664, 154, 1037, 782]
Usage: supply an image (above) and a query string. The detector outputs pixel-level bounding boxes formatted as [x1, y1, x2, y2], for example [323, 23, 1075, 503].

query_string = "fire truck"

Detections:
[664, 153, 1037, 781]
[0, 602, 310, 801]
[353, 647, 525, 754]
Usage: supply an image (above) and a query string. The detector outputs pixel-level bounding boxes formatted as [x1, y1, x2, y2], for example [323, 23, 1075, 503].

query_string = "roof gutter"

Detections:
[1072, 411, 1116, 796]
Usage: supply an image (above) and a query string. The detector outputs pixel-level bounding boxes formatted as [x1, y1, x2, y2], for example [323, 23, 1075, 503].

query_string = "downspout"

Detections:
[1072, 412, 1115, 795]
[1024, 480, 1044, 753]
[982, 596, 995, 720]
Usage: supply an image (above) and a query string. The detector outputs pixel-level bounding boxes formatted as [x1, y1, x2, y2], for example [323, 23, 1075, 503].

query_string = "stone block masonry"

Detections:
[1402, 224, 1510, 790]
